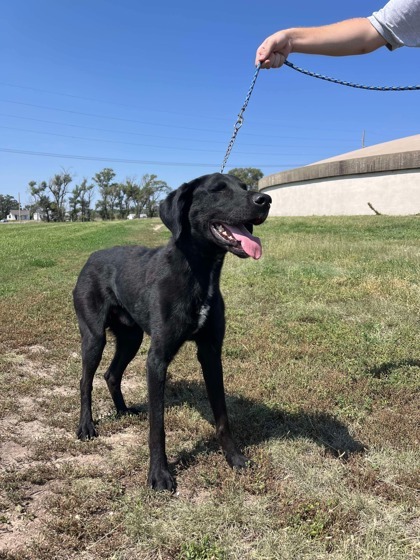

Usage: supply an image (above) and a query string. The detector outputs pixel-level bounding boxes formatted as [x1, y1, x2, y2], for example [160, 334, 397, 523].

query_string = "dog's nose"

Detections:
[251, 192, 271, 207]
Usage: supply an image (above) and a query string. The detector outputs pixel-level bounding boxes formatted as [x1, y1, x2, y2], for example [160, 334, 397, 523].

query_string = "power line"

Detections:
[0, 81, 363, 132]
[0, 125, 315, 157]
[0, 147, 301, 168]
[0, 125, 225, 154]
[0, 112, 227, 144]
[0, 99, 356, 141]
[0, 81, 230, 121]
[0, 99, 233, 134]
[0, 111, 356, 146]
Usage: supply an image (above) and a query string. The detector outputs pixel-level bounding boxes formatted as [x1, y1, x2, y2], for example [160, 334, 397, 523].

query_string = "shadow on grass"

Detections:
[126, 378, 365, 472]
[367, 359, 420, 379]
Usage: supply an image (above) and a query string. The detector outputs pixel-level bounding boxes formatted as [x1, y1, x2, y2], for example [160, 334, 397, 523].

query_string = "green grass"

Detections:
[0, 216, 419, 559]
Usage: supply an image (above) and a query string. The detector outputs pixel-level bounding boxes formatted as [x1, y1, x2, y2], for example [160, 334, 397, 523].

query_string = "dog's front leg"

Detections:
[146, 344, 176, 492]
[196, 335, 248, 469]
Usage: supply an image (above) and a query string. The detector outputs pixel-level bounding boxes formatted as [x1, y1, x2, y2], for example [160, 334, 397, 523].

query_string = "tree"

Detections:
[120, 178, 138, 218]
[93, 168, 117, 220]
[29, 171, 72, 222]
[116, 174, 170, 219]
[140, 174, 170, 217]
[0, 194, 19, 219]
[228, 167, 264, 191]
[47, 170, 73, 221]
[131, 178, 151, 217]
[108, 182, 123, 219]
[29, 180, 55, 222]
[69, 179, 95, 221]
[80, 180, 95, 221]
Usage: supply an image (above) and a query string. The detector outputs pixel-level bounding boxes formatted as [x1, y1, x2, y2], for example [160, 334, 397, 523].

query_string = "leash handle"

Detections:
[220, 64, 261, 173]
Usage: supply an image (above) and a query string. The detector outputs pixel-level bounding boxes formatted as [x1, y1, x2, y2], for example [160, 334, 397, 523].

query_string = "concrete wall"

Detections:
[261, 169, 420, 216]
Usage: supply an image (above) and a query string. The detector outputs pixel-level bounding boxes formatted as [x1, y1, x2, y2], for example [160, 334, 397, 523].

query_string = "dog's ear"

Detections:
[159, 179, 199, 240]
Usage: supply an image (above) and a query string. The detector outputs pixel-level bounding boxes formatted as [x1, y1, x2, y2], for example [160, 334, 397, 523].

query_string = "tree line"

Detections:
[0, 167, 263, 222]
[27, 168, 171, 222]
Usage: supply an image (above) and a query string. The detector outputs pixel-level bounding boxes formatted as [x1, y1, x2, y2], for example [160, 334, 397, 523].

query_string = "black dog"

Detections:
[73, 173, 271, 491]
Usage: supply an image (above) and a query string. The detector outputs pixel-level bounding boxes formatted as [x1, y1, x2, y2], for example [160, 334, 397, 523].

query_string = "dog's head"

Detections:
[159, 173, 271, 259]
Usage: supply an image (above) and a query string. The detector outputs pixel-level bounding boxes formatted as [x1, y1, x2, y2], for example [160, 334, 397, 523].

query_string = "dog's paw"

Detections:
[76, 421, 98, 440]
[226, 452, 250, 470]
[148, 467, 176, 492]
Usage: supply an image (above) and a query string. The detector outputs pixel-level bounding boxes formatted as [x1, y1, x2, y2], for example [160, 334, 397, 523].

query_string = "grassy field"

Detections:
[0, 216, 418, 559]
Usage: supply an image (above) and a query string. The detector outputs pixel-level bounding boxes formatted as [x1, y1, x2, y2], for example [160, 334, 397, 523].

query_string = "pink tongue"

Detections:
[224, 224, 262, 260]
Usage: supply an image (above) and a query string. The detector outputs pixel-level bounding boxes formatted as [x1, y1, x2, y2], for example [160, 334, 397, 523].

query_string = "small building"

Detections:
[259, 135, 420, 216]
[33, 211, 43, 221]
[7, 209, 31, 221]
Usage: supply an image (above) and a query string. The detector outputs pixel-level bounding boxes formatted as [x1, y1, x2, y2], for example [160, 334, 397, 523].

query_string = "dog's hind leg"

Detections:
[104, 324, 143, 414]
[77, 329, 106, 440]
[196, 330, 249, 470]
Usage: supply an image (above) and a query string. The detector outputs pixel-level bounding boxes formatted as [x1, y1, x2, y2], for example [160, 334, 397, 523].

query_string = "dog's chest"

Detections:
[192, 285, 214, 334]
[196, 301, 211, 330]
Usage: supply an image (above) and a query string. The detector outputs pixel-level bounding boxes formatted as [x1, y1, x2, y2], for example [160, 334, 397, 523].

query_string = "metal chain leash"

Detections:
[220, 60, 419, 173]
[220, 64, 261, 173]
[284, 59, 420, 91]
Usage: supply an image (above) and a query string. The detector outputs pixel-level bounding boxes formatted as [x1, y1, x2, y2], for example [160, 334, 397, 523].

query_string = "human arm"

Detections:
[255, 18, 387, 69]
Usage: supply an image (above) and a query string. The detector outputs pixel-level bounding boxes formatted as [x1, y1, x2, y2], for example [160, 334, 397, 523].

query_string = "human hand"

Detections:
[255, 31, 293, 68]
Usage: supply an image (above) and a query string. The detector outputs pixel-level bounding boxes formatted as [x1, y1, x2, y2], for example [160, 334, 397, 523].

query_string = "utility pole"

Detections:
[362, 130, 366, 148]
[18, 193, 21, 221]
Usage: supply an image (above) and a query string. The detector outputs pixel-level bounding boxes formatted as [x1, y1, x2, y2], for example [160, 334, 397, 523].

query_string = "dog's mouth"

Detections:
[210, 222, 263, 259]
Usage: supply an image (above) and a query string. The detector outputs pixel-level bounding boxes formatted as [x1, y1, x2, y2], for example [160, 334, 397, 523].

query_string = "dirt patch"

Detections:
[0, 349, 148, 558]
[0, 480, 57, 555]
[0, 441, 29, 467]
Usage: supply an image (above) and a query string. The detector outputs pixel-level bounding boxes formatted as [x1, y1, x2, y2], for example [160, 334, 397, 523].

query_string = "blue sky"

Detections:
[1, 0, 419, 205]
